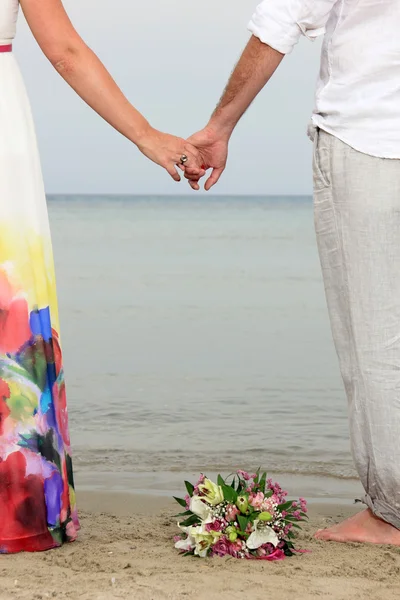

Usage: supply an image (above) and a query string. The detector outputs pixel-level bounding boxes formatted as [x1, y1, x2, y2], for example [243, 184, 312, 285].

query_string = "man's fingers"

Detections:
[185, 142, 202, 166]
[205, 167, 224, 191]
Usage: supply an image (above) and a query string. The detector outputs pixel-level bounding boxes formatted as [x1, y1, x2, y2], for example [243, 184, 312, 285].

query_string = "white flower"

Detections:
[190, 496, 213, 521]
[197, 478, 224, 505]
[175, 534, 196, 553]
[246, 520, 279, 550]
[175, 525, 217, 557]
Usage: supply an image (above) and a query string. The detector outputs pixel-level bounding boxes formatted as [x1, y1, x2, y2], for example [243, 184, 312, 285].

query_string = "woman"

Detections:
[0, 0, 203, 554]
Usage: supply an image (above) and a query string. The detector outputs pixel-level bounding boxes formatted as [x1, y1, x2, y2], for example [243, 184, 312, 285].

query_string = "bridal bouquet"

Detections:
[174, 470, 308, 560]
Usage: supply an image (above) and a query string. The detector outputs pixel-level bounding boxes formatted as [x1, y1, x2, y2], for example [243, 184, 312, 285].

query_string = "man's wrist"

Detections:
[207, 114, 236, 140]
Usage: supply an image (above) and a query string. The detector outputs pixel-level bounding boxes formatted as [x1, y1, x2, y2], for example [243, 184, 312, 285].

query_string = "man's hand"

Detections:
[137, 127, 205, 182]
[184, 127, 230, 191]
[184, 36, 284, 191]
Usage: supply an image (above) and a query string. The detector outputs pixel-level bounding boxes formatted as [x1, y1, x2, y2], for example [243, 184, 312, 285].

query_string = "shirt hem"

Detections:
[311, 116, 400, 160]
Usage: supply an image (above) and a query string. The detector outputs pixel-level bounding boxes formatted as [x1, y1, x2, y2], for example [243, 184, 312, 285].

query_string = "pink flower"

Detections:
[261, 495, 278, 513]
[267, 479, 288, 504]
[185, 494, 190, 509]
[211, 537, 230, 557]
[205, 520, 224, 533]
[237, 470, 250, 481]
[0, 270, 31, 354]
[228, 540, 243, 558]
[293, 510, 301, 520]
[249, 492, 264, 509]
[193, 474, 206, 495]
[226, 504, 240, 522]
[283, 524, 292, 536]
[300, 497, 308, 513]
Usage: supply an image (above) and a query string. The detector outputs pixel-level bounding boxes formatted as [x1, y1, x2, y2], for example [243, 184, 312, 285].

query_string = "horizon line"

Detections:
[46, 193, 312, 198]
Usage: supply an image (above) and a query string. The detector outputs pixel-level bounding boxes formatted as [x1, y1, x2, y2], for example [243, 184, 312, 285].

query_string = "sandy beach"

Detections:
[2, 491, 400, 600]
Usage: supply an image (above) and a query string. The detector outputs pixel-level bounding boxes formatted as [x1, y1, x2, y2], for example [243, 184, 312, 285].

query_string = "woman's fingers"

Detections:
[188, 180, 201, 191]
[166, 162, 181, 182]
[175, 149, 203, 175]
[156, 136, 207, 184]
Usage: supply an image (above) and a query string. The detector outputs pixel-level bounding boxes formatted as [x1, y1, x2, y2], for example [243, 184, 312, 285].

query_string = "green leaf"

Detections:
[259, 472, 267, 493]
[217, 475, 225, 487]
[7, 389, 39, 422]
[173, 510, 193, 518]
[17, 339, 48, 392]
[179, 514, 201, 528]
[174, 497, 188, 508]
[221, 484, 237, 503]
[185, 481, 195, 497]
[284, 516, 302, 523]
[230, 477, 236, 489]
[237, 515, 249, 532]
[278, 501, 295, 512]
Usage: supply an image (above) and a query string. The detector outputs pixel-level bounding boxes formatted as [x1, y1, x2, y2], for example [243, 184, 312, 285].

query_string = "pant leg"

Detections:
[312, 127, 400, 529]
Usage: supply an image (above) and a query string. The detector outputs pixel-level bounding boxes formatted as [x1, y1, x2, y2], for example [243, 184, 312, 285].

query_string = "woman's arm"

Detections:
[20, 0, 203, 181]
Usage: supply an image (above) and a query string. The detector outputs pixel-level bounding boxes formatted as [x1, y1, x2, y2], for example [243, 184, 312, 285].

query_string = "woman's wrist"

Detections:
[129, 119, 154, 148]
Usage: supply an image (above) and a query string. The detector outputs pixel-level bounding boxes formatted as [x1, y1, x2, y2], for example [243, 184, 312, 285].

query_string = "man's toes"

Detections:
[314, 529, 324, 539]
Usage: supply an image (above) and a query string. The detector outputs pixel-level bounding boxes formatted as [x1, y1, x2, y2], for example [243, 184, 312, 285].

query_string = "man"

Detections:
[185, 0, 400, 545]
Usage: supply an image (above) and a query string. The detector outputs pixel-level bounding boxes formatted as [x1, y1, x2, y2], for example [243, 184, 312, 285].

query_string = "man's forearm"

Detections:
[208, 36, 284, 137]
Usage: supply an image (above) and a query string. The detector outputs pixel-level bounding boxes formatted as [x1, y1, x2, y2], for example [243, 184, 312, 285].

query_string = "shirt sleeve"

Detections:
[248, 0, 337, 55]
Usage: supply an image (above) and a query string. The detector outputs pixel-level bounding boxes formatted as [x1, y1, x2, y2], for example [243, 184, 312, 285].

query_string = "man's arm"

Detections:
[187, 0, 337, 190]
[185, 36, 283, 190]
[210, 36, 284, 141]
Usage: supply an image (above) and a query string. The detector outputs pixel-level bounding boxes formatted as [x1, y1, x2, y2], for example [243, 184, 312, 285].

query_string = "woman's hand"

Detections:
[137, 127, 206, 182]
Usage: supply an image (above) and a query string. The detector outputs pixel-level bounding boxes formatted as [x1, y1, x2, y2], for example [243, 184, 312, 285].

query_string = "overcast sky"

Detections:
[15, 0, 322, 195]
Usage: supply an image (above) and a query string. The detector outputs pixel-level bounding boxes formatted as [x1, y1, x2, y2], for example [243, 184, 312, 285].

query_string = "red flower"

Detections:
[0, 452, 54, 552]
[53, 377, 70, 448]
[0, 270, 31, 354]
[51, 328, 62, 377]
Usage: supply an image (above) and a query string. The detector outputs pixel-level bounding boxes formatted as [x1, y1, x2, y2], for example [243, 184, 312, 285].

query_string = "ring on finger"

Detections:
[180, 154, 188, 165]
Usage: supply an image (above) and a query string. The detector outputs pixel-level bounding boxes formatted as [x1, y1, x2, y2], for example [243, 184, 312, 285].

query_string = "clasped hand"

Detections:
[138, 125, 229, 191]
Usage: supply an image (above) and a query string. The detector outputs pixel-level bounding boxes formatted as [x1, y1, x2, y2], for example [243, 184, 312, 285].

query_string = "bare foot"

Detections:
[314, 509, 400, 545]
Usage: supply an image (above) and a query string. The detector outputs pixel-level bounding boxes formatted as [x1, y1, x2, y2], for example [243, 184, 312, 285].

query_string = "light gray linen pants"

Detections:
[312, 126, 400, 529]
